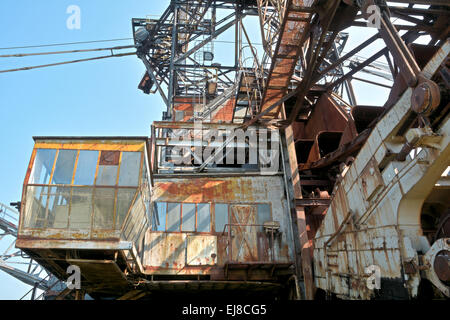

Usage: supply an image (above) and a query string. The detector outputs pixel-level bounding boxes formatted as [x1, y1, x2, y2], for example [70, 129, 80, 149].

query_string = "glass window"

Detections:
[29, 149, 57, 185]
[152, 202, 166, 231]
[73, 150, 98, 185]
[69, 187, 93, 230]
[181, 203, 196, 232]
[96, 151, 119, 186]
[257, 204, 271, 224]
[52, 150, 77, 185]
[197, 203, 210, 232]
[116, 188, 137, 229]
[124, 193, 145, 240]
[47, 187, 70, 229]
[166, 203, 181, 232]
[24, 186, 49, 228]
[93, 188, 115, 229]
[215, 203, 228, 232]
[118, 152, 141, 186]
[257, 204, 271, 231]
[96, 166, 118, 186]
[141, 161, 149, 187]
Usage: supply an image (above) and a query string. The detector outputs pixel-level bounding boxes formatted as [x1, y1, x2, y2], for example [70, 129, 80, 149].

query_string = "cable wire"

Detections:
[0, 38, 133, 51]
[0, 52, 135, 74]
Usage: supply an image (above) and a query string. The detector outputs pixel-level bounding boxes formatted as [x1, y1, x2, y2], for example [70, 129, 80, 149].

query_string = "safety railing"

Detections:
[0, 202, 19, 234]
[151, 121, 272, 175]
[239, 45, 264, 117]
[221, 223, 279, 263]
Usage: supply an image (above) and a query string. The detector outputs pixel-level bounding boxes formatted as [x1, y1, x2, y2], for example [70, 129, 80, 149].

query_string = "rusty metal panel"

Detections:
[230, 205, 258, 262]
[360, 159, 384, 201]
[66, 258, 128, 290]
[149, 176, 295, 272]
[16, 238, 132, 250]
[186, 235, 217, 266]
[260, 0, 312, 118]
[145, 232, 186, 270]
[18, 228, 121, 241]
[312, 46, 450, 298]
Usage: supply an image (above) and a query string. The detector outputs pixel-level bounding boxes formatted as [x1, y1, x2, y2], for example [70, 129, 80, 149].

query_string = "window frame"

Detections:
[22, 146, 145, 232]
[213, 202, 273, 233]
[152, 201, 213, 234]
[150, 201, 273, 234]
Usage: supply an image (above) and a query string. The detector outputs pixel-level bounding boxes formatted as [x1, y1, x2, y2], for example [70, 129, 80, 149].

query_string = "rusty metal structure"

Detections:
[6, 0, 449, 300]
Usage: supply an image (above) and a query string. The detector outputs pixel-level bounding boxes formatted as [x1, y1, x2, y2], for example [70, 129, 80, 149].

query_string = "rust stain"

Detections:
[155, 177, 256, 203]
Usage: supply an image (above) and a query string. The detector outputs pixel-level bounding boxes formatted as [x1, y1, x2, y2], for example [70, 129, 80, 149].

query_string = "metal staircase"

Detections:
[197, 82, 239, 121]
[0, 202, 66, 300]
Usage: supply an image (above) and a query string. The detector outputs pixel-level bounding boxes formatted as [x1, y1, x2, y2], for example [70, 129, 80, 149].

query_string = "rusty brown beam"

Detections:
[242, 87, 301, 128]
[295, 207, 314, 299]
[378, 11, 421, 87]
[286, 0, 342, 124]
[259, 0, 314, 119]
[299, 128, 371, 171]
[299, 180, 332, 186]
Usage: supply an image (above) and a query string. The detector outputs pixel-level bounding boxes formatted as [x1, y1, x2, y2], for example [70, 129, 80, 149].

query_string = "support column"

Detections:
[284, 124, 315, 300]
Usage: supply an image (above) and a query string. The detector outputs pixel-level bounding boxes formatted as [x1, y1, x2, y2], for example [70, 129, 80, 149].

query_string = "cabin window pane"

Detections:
[116, 188, 137, 229]
[197, 203, 210, 232]
[166, 203, 181, 231]
[123, 193, 144, 240]
[29, 149, 57, 185]
[118, 152, 141, 186]
[152, 202, 166, 231]
[181, 203, 196, 232]
[215, 204, 228, 232]
[96, 166, 118, 186]
[69, 187, 93, 230]
[24, 186, 49, 228]
[73, 150, 98, 185]
[96, 151, 120, 186]
[257, 204, 271, 224]
[257, 203, 271, 232]
[47, 186, 70, 229]
[93, 188, 115, 229]
[52, 150, 77, 185]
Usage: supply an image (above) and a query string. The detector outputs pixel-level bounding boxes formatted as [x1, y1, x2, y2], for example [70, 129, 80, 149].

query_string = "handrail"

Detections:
[0, 202, 19, 223]
[19, 273, 51, 300]
[0, 202, 19, 233]
[238, 45, 264, 117]
[221, 223, 278, 263]
[35, 277, 67, 300]
[221, 223, 271, 235]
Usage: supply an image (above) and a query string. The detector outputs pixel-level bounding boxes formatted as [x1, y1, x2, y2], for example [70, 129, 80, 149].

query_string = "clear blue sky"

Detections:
[0, 1, 393, 300]
[0, 0, 169, 300]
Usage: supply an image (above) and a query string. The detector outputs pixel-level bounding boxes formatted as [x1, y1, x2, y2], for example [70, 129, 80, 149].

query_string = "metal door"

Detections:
[229, 204, 258, 262]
